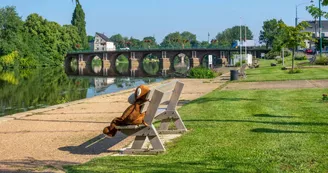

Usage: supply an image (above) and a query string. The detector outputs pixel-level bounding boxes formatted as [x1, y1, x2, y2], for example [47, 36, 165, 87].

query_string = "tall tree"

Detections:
[71, 0, 88, 49]
[142, 36, 158, 49]
[259, 19, 284, 49]
[275, 21, 314, 70]
[216, 26, 253, 47]
[0, 6, 24, 56]
[160, 31, 197, 48]
[109, 34, 125, 48]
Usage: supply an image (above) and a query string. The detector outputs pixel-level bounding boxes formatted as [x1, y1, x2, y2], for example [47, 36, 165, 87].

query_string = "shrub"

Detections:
[288, 68, 302, 74]
[275, 56, 283, 64]
[264, 51, 280, 59]
[315, 55, 328, 65]
[284, 49, 292, 57]
[235, 60, 246, 67]
[294, 52, 307, 60]
[188, 67, 217, 78]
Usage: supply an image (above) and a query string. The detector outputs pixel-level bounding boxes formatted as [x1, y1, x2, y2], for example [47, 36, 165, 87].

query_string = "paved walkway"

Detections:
[222, 80, 328, 90]
[0, 78, 225, 172]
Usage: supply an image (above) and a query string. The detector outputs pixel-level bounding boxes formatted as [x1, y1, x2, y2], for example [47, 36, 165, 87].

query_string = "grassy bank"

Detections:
[65, 88, 328, 172]
[244, 57, 328, 82]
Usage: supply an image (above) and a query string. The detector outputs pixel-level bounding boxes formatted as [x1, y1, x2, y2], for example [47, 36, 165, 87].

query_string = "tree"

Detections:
[259, 19, 284, 49]
[0, 6, 24, 56]
[71, 0, 88, 49]
[216, 26, 253, 47]
[109, 34, 125, 48]
[142, 36, 158, 49]
[160, 31, 197, 48]
[276, 21, 314, 70]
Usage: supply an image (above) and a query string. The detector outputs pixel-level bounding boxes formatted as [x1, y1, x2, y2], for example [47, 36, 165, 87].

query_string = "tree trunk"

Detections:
[292, 48, 295, 71]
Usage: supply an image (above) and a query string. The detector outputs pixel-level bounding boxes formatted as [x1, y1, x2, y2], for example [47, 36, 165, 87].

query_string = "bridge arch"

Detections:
[115, 54, 130, 76]
[65, 56, 79, 74]
[201, 54, 222, 68]
[85, 54, 103, 75]
[142, 53, 160, 76]
[172, 53, 191, 74]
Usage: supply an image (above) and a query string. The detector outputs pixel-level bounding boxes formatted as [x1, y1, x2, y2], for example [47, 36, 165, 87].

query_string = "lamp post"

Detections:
[319, 0, 322, 55]
[296, 0, 314, 27]
[295, 0, 314, 53]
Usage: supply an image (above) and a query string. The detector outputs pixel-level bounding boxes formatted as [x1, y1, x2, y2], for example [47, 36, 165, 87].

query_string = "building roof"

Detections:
[96, 32, 110, 42]
[304, 20, 328, 32]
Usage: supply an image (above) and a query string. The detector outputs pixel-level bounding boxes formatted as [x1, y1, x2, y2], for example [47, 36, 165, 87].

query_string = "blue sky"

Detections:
[1, 0, 327, 42]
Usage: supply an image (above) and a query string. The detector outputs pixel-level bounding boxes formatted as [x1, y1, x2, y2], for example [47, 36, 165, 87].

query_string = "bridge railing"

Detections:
[67, 46, 270, 54]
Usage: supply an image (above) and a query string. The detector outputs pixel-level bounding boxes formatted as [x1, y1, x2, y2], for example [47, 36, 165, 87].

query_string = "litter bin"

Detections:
[230, 70, 239, 81]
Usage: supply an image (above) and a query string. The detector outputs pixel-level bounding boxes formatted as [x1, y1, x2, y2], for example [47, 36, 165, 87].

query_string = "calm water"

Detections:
[0, 67, 163, 117]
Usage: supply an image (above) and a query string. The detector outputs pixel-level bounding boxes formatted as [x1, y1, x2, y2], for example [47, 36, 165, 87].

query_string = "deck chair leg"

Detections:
[173, 111, 187, 132]
[159, 119, 171, 131]
[131, 136, 146, 149]
[149, 135, 165, 151]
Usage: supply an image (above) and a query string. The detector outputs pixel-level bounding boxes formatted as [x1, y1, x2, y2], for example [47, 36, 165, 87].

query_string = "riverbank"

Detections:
[0, 77, 225, 172]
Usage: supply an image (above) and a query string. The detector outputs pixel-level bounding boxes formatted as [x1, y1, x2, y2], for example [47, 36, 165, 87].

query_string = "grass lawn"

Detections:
[244, 57, 328, 82]
[65, 88, 328, 173]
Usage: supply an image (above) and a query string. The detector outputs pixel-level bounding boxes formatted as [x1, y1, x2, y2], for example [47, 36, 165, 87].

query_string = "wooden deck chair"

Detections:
[116, 89, 165, 154]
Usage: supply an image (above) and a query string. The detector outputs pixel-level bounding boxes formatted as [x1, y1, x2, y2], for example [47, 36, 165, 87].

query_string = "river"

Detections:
[0, 67, 164, 117]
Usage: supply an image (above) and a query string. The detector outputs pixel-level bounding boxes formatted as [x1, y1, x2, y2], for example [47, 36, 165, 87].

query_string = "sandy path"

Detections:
[0, 78, 225, 172]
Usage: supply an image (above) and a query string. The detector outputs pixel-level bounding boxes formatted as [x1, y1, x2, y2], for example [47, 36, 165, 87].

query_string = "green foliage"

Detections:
[294, 52, 307, 60]
[235, 60, 246, 67]
[188, 67, 217, 78]
[288, 68, 303, 74]
[259, 19, 284, 49]
[306, 4, 328, 19]
[276, 57, 283, 64]
[160, 31, 197, 48]
[315, 54, 328, 65]
[284, 48, 292, 57]
[0, 6, 81, 67]
[71, 0, 88, 49]
[264, 51, 280, 59]
[0, 51, 19, 68]
[215, 25, 253, 47]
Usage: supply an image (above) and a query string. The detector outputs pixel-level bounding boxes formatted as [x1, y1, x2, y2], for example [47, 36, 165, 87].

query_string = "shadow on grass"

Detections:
[65, 158, 247, 173]
[189, 97, 257, 104]
[251, 128, 328, 134]
[253, 114, 294, 118]
[184, 119, 328, 126]
[0, 157, 78, 173]
[59, 133, 127, 155]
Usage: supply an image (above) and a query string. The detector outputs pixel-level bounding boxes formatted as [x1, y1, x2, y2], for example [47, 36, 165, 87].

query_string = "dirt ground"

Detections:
[0, 78, 225, 173]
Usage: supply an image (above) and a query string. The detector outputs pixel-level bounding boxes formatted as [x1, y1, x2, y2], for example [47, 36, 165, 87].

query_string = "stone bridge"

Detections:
[65, 48, 270, 77]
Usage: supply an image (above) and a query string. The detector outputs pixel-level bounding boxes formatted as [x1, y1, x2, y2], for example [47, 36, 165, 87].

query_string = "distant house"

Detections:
[232, 40, 257, 48]
[303, 20, 328, 49]
[90, 32, 116, 51]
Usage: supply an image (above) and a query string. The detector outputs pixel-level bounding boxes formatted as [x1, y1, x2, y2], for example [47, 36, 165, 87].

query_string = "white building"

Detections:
[303, 20, 328, 49]
[90, 32, 116, 51]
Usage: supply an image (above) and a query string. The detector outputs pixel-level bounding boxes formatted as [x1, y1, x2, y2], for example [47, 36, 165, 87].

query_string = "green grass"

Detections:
[65, 88, 328, 173]
[245, 58, 328, 82]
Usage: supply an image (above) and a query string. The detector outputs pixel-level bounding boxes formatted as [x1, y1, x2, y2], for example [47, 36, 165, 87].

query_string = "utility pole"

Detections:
[240, 17, 242, 67]
[319, 0, 322, 55]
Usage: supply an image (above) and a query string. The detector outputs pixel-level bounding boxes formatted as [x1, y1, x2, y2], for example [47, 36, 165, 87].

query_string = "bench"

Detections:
[116, 80, 187, 154]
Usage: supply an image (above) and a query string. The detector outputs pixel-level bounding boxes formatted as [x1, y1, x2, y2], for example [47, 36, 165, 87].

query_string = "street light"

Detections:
[319, 0, 323, 55]
[295, 0, 314, 52]
[295, 0, 314, 26]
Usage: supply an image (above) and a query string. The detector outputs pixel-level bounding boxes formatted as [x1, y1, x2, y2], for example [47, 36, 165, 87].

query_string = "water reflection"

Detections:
[0, 67, 163, 117]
